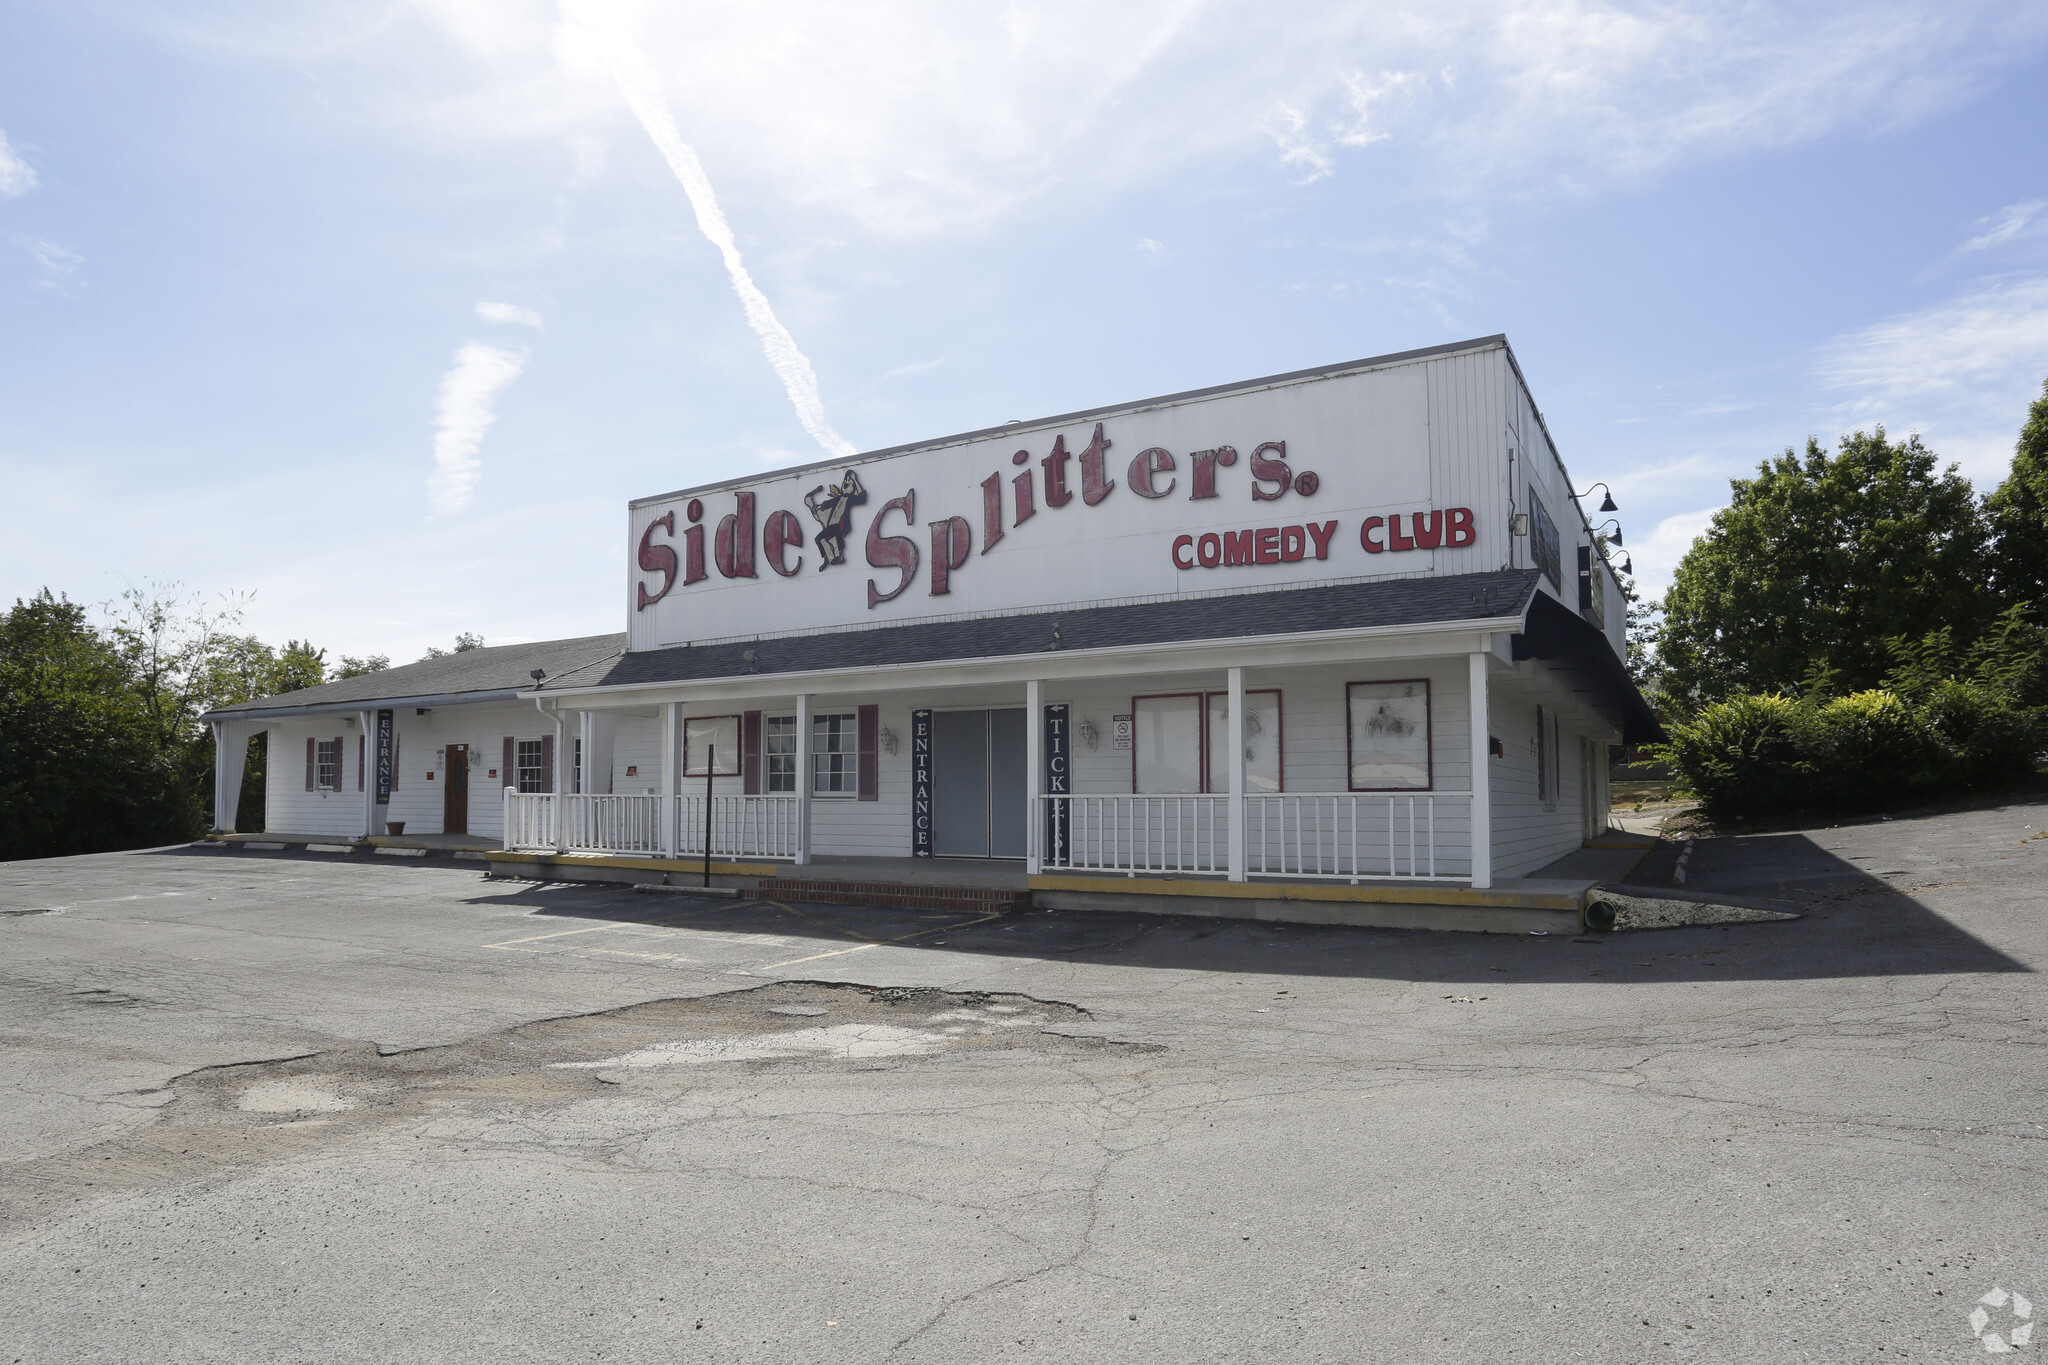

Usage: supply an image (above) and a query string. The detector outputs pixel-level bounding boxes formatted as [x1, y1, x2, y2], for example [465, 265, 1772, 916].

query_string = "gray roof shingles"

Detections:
[206, 633, 627, 717]
[541, 570, 1541, 692]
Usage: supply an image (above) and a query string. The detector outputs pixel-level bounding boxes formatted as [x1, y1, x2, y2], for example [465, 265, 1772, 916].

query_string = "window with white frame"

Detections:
[684, 715, 741, 777]
[765, 715, 797, 793]
[811, 712, 858, 795]
[516, 739, 545, 794]
[571, 737, 582, 794]
[316, 738, 339, 792]
[1132, 691, 1281, 794]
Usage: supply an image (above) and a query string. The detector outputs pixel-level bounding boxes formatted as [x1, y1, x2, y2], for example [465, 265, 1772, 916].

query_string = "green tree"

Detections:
[337, 653, 390, 679]
[420, 632, 484, 661]
[0, 592, 201, 858]
[1986, 377, 2048, 611]
[1657, 429, 1991, 705]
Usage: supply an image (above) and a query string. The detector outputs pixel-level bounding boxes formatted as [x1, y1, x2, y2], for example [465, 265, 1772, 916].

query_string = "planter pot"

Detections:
[385, 821, 406, 836]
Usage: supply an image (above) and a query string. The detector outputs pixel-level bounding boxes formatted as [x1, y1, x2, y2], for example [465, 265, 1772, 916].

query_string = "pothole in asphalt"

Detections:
[0, 983, 1127, 1232]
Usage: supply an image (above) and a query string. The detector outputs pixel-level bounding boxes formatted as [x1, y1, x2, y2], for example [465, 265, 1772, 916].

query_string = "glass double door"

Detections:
[932, 709, 1027, 858]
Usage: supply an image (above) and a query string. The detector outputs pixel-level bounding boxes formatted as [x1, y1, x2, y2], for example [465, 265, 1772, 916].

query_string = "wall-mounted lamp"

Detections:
[1575, 481, 1619, 513]
[879, 725, 899, 756]
[529, 668, 547, 683]
[1077, 718, 1099, 751]
[1510, 513, 1530, 536]
[415, 707, 431, 716]
[1591, 518, 1623, 546]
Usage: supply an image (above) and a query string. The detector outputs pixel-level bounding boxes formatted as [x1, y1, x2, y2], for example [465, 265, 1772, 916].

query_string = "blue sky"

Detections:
[4, 1, 2047, 661]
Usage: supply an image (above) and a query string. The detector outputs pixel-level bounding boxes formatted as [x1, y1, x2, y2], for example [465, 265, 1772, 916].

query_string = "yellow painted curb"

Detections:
[485, 850, 782, 878]
[1026, 874, 1586, 912]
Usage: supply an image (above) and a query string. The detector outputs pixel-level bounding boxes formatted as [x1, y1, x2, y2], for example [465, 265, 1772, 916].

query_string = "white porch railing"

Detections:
[1244, 792, 1472, 881]
[1040, 794, 1230, 875]
[562, 793, 666, 855]
[503, 791, 798, 861]
[676, 795, 799, 861]
[1037, 791, 1473, 882]
[505, 789, 555, 850]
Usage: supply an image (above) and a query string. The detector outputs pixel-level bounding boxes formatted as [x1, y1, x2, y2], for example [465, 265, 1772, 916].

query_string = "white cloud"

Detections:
[0, 130, 35, 197]
[476, 300, 544, 327]
[1629, 508, 1721, 602]
[1818, 275, 2048, 486]
[155, 2, 2048, 234]
[1135, 237, 1167, 263]
[427, 342, 528, 514]
[1962, 200, 2046, 253]
[1820, 276, 2048, 406]
[12, 234, 82, 293]
[558, 0, 857, 460]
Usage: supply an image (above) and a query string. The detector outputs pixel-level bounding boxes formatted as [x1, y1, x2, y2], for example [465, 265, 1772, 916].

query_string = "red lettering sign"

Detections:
[636, 512, 677, 609]
[866, 490, 918, 607]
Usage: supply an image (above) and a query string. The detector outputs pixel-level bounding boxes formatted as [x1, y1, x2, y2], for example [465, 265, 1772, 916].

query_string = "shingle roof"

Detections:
[540, 571, 1542, 692]
[204, 633, 628, 718]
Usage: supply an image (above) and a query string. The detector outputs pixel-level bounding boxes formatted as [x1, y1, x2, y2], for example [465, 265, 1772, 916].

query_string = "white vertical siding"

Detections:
[1425, 347, 1512, 574]
[264, 702, 554, 840]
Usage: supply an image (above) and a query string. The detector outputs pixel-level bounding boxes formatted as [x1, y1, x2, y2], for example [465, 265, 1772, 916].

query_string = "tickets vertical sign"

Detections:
[1043, 703, 1070, 864]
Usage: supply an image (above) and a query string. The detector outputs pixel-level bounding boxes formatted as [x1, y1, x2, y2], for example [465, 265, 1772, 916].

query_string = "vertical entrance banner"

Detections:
[374, 709, 395, 804]
[1043, 703, 1069, 864]
[910, 709, 933, 858]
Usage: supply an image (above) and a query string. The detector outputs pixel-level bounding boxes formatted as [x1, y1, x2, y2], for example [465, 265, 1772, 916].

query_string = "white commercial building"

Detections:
[206, 335, 1656, 927]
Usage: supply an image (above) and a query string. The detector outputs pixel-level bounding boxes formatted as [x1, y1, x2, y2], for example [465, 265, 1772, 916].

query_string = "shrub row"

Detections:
[1656, 683, 2046, 818]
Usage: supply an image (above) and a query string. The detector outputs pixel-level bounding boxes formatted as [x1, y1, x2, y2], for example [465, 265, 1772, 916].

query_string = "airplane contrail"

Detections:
[564, 3, 857, 461]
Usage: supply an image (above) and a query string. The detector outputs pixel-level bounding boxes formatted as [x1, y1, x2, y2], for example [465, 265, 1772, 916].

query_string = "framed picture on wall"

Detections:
[1346, 680, 1432, 790]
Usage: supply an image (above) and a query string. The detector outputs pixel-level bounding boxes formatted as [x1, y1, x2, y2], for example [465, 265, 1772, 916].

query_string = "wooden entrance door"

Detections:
[444, 743, 469, 834]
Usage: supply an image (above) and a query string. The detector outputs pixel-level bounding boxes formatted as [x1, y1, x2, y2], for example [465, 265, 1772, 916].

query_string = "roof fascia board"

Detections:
[530, 615, 1518, 708]
[200, 688, 527, 723]
[632, 335, 1509, 509]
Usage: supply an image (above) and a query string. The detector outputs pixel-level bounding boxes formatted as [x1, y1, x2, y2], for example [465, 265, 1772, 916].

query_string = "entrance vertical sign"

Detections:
[1043, 703, 1069, 865]
[374, 709, 395, 805]
[911, 709, 934, 858]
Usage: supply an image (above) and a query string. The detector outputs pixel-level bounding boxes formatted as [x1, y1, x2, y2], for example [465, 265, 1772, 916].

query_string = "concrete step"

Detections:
[752, 878, 1031, 914]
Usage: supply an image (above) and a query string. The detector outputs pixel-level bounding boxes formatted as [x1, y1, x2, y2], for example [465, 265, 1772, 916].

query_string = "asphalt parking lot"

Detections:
[3, 797, 2045, 1364]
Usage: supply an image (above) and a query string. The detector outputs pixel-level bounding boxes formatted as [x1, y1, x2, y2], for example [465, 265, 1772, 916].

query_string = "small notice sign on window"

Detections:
[1112, 714, 1133, 751]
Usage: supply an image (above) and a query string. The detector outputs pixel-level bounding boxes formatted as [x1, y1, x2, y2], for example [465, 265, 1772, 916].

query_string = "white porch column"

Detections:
[1025, 679, 1043, 876]
[794, 693, 813, 865]
[1227, 666, 1247, 882]
[551, 706, 570, 854]
[359, 710, 378, 840]
[1468, 648, 1493, 889]
[662, 702, 681, 860]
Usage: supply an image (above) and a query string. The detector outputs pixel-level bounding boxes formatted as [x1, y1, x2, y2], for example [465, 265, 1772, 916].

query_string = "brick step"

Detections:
[751, 878, 1031, 914]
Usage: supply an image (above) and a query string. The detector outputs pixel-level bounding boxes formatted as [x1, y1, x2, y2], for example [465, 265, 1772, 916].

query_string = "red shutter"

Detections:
[358, 734, 364, 791]
[742, 711, 763, 795]
[540, 735, 554, 792]
[503, 737, 516, 792]
[306, 737, 315, 792]
[857, 704, 879, 802]
[333, 737, 344, 791]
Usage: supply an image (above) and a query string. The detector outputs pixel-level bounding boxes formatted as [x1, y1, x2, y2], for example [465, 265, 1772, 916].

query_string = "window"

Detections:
[1528, 490, 1561, 593]
[571, 737, 582, 794]
[1347, 680, 1432, 790]
[765, 715, 797, 793]
[516, 739, 546, 794]
[812, 712, 858, 794]
[684, 715, 741, 777]
[316, 739, 339, 792]
[1133, 691, 1282, 793]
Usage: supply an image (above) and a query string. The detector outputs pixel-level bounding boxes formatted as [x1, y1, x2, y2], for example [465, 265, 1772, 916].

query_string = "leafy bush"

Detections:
[1658, 693, 1813, 817]
[1806, 690, 1937, 809]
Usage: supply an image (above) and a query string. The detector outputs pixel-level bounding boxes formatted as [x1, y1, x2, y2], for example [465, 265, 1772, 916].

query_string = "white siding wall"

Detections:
[1486, 660, 1614, 878]
[1425, 347, 1513, 574]
[265, 703, 562, 840]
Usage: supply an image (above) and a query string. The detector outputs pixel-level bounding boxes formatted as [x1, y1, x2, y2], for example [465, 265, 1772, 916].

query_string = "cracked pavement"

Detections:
[1, 796, 2044, 1363]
